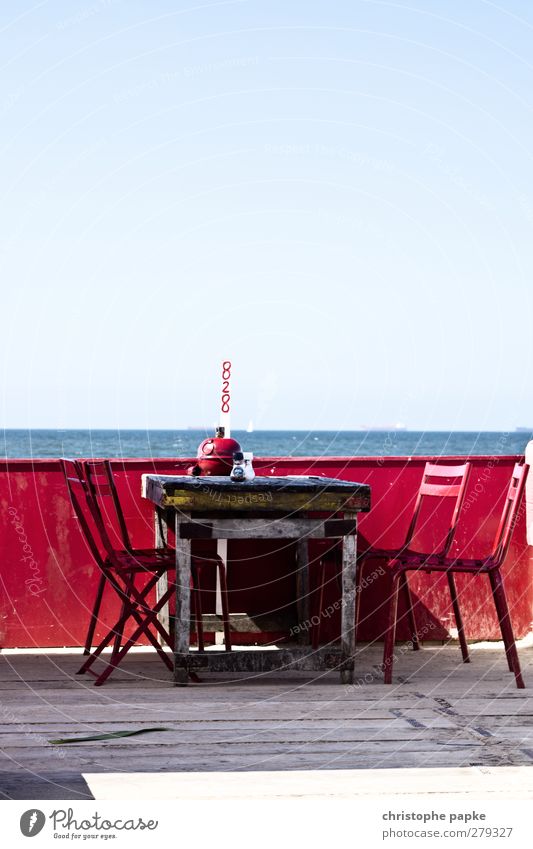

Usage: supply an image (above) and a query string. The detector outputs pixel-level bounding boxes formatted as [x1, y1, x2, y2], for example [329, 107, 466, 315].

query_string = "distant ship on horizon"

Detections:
[359, 423, 407, 432]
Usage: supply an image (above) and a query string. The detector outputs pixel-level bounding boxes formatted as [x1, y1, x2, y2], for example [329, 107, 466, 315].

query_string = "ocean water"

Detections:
[1, 429, 531, 459]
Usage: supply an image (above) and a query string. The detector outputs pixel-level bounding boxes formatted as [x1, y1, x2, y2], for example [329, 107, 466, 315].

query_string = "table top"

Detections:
[142, 474, 371, 513]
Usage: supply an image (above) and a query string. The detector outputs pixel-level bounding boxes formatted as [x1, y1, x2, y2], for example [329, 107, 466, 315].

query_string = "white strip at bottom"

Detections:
[84, 765, 533, 800]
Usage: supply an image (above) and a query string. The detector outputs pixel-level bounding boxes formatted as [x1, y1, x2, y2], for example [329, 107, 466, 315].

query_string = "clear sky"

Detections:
[1, 0, 532, 431]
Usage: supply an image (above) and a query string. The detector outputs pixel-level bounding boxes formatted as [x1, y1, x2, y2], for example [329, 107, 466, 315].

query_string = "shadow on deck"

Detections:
[1, 643, 532, 800]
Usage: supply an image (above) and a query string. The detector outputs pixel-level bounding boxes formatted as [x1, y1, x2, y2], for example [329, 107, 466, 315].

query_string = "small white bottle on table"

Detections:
[243, 452, 255, 480]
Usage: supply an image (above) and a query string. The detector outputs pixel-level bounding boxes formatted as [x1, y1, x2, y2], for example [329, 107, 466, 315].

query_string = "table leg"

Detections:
[340, 512, 357, 684]
[215, 539, 227, 645]
[296, 538, 310, 645]
[174, 511, 192, 686]
[155, 507, 169, 647]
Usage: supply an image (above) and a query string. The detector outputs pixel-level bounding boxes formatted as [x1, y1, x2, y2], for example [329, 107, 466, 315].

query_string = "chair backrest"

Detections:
[490, 462, 529, 566]
[404, 461, 471, 556]
[83, 460, 132, 551]
[61, 458, 116, 564]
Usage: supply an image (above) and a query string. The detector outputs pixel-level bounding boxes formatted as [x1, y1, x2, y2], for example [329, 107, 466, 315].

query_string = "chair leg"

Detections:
[447, 572, 470, 663]
[90, 596, 174, 684]
[217, 561, 232, 652]
[488, 570, 513, 672]
[354, 558, 365, 643]
[84, 572, 107, 654]
[93, 585, 175, 686]
[77, 585, 134, 676]
[489, 569, 525, 689]
[78, 571, 171, 678]
[111, 600, 127, 656]
[382, 571, 401, 684]
[112, 573, 134, 657]
[119, 570, 174, 651]
[312, 560, 326, 651]
[400, 572, 420, 650]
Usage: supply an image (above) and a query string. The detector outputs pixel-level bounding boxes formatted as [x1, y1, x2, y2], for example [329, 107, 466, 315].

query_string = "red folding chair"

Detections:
[398, 462, 529, 689]
[62, 460, 230, 686]
[80, 460, 132, 655]
[355, 461, 471, 683]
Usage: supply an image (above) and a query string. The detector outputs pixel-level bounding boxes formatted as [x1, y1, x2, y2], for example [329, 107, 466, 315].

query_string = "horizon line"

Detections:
[1, 427, 531, 434]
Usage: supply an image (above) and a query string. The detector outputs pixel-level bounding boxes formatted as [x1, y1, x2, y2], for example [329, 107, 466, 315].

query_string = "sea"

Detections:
[1, 430, 531, 459]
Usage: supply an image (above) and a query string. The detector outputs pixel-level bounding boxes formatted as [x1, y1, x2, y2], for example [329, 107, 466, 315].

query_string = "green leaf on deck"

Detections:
[49, 727, 171, 744]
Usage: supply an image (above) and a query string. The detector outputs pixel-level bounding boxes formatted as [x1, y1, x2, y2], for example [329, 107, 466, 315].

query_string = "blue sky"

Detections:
[1, 0, 532, 430]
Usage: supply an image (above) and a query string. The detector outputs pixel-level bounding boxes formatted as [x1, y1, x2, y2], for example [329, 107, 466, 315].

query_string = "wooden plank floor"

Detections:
[0, 643, 532, 799]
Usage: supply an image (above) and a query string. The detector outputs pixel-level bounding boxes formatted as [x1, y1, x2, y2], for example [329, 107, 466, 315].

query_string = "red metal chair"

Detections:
[62, 459, 174, 685]
[355, 461, 471, 683]
[83, 459, 232, 655]
[62, 460, 230, 686]
[80, 460, 132, 655]
[397, 462, 529, 689]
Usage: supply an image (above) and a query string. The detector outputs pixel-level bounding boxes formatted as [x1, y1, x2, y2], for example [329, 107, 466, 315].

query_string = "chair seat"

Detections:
[396, 552, 450, 568]
[107, 549, 221, 573]
[359, 546, 440, 564]
[359, 545, 500, 575]
[402, 554, 495, 574]
[107, 549, 175, 573]
[359, 550, 497, 576]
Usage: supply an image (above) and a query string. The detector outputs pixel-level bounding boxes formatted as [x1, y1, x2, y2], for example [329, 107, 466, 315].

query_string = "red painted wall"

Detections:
[0, 456, 531, 648]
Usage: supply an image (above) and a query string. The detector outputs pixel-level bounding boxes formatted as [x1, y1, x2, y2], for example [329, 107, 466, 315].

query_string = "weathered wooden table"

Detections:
[142, 475, 371, 685]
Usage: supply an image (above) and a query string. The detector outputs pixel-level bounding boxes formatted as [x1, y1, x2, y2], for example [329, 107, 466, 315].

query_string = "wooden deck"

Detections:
[1, 643, 532, 800]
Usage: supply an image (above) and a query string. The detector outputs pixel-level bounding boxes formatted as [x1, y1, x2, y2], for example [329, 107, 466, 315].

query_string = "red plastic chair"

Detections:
[397, 462, 529, 689]
[62, 460, 230, 686]
[83, 459, 232, 656]
[355, 461, 471, 683]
